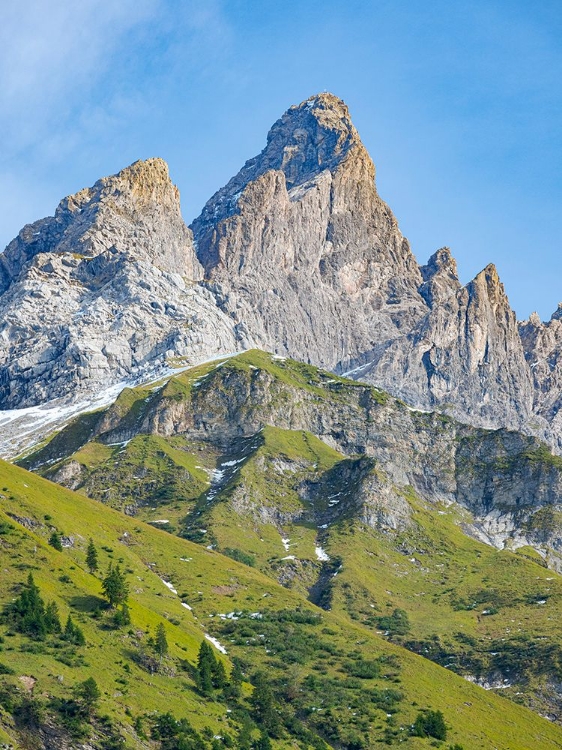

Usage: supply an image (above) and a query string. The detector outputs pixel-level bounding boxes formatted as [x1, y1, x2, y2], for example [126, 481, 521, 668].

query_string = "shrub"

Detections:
[412, 709, 447, 740]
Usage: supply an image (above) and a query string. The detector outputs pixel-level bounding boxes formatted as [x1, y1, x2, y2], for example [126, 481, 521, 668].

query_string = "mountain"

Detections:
[190, 94, 538, 439]
[20, 351, 562, 723]
[1, 92, 560, 455]
[3, 91, 562, 747]
[2, 420, 562, 748]
[191, 93, 426, 371]
[0, 158, 238, 412]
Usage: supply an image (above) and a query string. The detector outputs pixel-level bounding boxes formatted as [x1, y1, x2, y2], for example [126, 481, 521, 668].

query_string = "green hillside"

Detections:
[16, 350, 562, 745]
[1, 460, 562, 748]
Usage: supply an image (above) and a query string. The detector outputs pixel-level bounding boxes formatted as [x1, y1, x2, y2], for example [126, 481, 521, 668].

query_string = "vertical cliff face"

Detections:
[354, 259, 536, 432]
[191, 93, 427, 370]
[519, 307, 562, 450]
[0, 159, 238, 410]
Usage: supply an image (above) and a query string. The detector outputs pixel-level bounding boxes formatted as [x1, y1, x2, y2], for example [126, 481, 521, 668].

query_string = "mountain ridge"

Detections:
[1, 92, 562, 455]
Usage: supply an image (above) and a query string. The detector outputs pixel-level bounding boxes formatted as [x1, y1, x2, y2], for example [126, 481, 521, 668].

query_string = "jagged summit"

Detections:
[190, 92, 425, 371]
[2, 92, 562, 454]
[0, 157, 195, 294]
[266, 92, 365, 187]
[419, 247, 460, 307]
[0, 157, 237, 411]
[191, 92, 373, 248]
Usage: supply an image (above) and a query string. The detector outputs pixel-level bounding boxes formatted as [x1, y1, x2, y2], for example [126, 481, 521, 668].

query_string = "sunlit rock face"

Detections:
[0, 158, 238, 409]
[1, 92, 561, 454]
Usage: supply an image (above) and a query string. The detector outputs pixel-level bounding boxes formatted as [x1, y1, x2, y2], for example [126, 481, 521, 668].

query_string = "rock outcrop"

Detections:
[0, 159, 238, 410]
[24, 352, 562, 564]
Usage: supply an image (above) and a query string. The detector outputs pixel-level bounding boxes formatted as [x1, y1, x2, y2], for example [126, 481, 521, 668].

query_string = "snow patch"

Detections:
[315, 545, 330, 562]
[161, 579, 178, 595]
[204, 634, 227, 654]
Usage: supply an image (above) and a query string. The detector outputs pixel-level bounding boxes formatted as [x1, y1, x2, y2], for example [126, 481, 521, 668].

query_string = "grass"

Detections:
[13, 349, 562, 746]
[0, 461, 561, 747]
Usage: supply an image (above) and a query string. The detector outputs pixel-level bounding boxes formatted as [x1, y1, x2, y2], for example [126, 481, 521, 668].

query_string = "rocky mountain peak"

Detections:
[190, 92, 425, 370]
[191, 93, 374, 257]
[469, 263, 506, 306]
[0, 157, 200, 292]
[56, 158, 181, 222]
[265, 92, 365, 188]
[419, 247, 460, 307]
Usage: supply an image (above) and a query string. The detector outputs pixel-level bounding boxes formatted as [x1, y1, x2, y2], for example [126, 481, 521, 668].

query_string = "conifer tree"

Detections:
[226, 658, 243, 698]
[250, 672, 282, 737]
[64, 614, 86, 646]
[44, 601, 61, 634]
[113, 603, 131, 628]
[196, 641, 215, 695]
[101, 564, 129, 608]
[76, 677, 100, 716]
[86, 538, 98, 574]
[212, 658, 227, 689]
[155, 622, 169, 661]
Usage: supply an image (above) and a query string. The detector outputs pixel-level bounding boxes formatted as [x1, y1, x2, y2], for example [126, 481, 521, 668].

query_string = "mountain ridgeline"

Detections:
[1, 93, 562, 453]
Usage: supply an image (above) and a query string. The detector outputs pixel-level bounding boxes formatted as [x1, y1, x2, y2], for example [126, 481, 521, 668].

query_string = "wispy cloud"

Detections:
[0, 0, 158, 151]
[0, 0, 233, 246]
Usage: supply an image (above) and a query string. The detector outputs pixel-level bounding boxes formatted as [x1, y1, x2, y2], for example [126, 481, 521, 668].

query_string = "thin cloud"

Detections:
[0, 0, 233, 247]
[0, 0, 158, 149]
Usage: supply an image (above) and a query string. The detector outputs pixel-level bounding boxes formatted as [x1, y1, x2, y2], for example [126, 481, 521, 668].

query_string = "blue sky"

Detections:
[2, 0, 561, 319]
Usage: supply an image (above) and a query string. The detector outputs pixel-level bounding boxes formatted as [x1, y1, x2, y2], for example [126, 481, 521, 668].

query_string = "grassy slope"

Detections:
[0, 462, 560, 748]
[15, 350, 562, 744]
[199, 439, 562, 718]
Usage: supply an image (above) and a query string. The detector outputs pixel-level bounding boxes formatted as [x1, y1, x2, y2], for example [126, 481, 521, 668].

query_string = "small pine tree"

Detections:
[113, 603, 131, 628]
[412, 709, 447, 740]
[236, 714, 254, 750]
[6, 574, 60, 640]
[63, 614, 85, 646]
[48, 531, 63, 552]
[44, 601, 61, 634]
[250, 672, 282, 738]
[225, 658, 243, 698]
[86, 538, 98, 574]
[76, 677, 100, 715]
[155, 623, 169, 661]
[101, 565, 129, 608]
[196, 641, 215, 695]
[212, 658, 227, 689]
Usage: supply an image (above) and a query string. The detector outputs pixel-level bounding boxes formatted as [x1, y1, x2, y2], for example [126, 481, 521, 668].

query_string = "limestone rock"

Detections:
[2, 92, 562, 458]
[190, 93, 545, 441]
[519, 306, 562, 451]
[0, 159, 239, 409]
[360, 262, 537, 433]
[191, 93, 427, 370]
